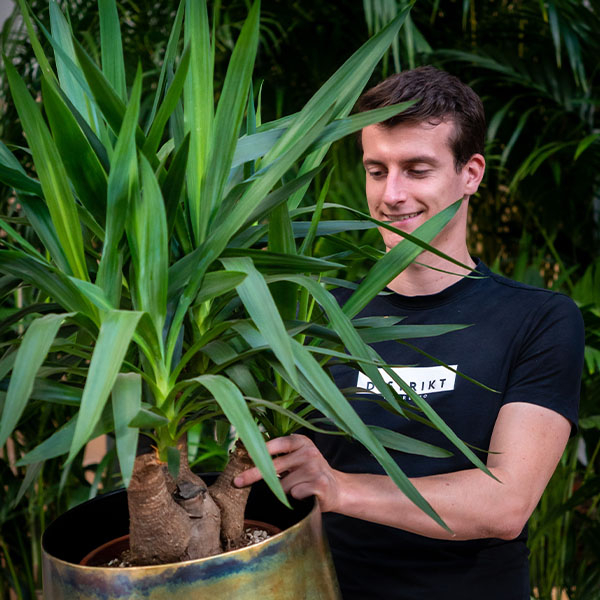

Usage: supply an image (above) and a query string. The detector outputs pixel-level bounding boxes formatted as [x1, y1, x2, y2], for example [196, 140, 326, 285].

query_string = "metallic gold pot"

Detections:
[42, 481, 341, 599]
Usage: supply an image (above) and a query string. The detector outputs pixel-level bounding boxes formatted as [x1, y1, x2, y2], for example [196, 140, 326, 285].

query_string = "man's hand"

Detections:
[233, 433, 344, 513]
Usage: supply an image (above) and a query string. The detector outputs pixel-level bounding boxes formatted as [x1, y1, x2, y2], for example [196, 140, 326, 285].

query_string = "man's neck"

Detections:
[386, 247, 476, 297]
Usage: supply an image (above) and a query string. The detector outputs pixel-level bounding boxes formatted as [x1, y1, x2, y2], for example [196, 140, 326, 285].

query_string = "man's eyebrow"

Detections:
[363, 155, 440, 166]
[404, 155, 440, 166]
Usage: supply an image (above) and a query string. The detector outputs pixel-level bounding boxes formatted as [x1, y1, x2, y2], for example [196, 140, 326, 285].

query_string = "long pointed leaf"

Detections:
[68, 310, 142, 462]
[145, 0, 185, 134]
[49, 1, 91, 124]
[184, 0, 213, 244]
[99, 0, 127, 101]
[4, 60, 88, 280]
[264, 7, 410, 165]
[97, 67, 143, 306]
[128, 153, 168, 337]
[203, 1, 259, 222]
[192, 374, 289, 508]
[112, 373, 141, 486]
[42, 76, 108, 225]
[343, 202, 462, 317]
[0, 313, 73, 448]
[222, 257, 297, 387]
[289, 338, 448, 530]
[144, 45, 191, 157]
[0, 251, 92, 316]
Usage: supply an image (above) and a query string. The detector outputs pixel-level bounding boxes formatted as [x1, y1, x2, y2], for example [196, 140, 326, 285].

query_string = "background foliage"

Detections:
[1, 1, 598, 598]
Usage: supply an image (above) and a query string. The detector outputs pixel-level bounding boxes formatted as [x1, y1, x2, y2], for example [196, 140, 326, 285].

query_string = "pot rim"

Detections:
[43, 492, 318, 571]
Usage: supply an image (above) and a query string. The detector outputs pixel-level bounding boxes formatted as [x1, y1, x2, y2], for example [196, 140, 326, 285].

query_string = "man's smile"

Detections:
[383, 211, 423, 223]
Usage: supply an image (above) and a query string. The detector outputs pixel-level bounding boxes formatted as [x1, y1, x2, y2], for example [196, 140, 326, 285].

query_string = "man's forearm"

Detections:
[332, 467, 524, 541]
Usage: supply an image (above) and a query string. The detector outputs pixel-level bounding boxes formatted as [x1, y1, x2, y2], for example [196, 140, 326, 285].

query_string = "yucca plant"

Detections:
[0, 0, 491, 567]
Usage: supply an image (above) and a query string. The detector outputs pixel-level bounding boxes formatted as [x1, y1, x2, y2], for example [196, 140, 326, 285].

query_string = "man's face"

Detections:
[361, 120, 482, 252]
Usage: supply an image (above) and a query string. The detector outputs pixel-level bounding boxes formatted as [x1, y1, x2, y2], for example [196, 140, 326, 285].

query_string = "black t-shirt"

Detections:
[311, 261, 584, 600]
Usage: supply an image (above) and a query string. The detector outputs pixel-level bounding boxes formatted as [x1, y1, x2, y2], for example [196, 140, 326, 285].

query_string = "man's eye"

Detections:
[408, 169, 429, 177]
[368, 170, 386, 179]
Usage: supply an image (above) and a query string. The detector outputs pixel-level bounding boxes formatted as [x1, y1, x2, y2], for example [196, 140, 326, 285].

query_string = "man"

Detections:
[235, 66, 584, 599]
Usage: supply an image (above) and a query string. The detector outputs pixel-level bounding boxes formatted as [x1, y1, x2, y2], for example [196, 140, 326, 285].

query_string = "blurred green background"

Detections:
[1, 1, 599, 598]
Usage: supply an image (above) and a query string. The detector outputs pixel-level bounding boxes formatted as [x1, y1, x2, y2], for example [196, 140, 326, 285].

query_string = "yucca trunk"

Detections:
[127, 441, 252, 565]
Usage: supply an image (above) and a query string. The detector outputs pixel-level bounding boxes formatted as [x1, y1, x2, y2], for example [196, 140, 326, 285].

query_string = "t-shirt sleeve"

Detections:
[502, 292, 584, 433]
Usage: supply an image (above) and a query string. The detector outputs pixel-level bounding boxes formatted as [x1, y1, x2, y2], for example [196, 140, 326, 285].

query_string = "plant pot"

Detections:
[42, 479, 341, 599]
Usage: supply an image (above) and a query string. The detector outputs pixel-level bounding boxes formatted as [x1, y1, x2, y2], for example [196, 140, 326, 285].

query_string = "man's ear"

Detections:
[463, 153, 485, 195]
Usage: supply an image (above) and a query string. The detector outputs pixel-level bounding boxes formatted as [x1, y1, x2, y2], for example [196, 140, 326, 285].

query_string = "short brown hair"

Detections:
[356, 66, 485, 171]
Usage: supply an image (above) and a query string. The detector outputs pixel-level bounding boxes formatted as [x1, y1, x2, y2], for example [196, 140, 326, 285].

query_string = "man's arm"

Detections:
[234, 401, 571, 541]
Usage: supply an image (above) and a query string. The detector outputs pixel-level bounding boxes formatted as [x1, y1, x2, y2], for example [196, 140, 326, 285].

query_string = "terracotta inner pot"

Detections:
[80, 520, 282, 567]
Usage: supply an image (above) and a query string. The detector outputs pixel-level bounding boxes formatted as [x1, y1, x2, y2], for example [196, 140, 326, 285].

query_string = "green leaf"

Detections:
[30, 379, 82, 405]
[68, 310, 142, 463]
[0, 141, 42, 195]
[358, 324, 469, 342]
[96, 66, 142, 306]
[268, 202, 297, 320]
[14, 0, 57, 83]
[99, 0, 127, 100]
[579, 416, 600, 430]
[0, 216, 45, 260]
[299, 170, 332, 255]
[203, 0, 259, 226]
[193, 271, 247, 305]
[19, 195, 70, 273]
[14, 462, 44, 507]
[144, 45, 191, 156]
[68, 277, 114, 311]
[369, 425, 453, 458]
[574, 133, 599, 161]
[42, 76, 108, 225]
[128, 406, 169, 428]
[0, 313, 73, 448]
[111, 373, 141, 487]
[128, 153, 168, 337]
[235, 166, 324, 234]
[145, 0, 185, 134]
[167, 445, 181, 479]
[161, 134, 190, 236]
[342, 202, 462, 317]
[288, 339, 448, 530]
[222, 257, 297, 387]
[4, 60, 88, 281]
[288, 102, 416, 210]
[0, 251, 94, 316]
[282, 274, 407, 416]
[165, 106, 335, 367]
[192, 374, 289, 508]
[184, 0, 213, 244]
[232, 128, 284, 169]
[49, 1, 93, 126]
[264, 7, 410, 166]
[17, 418, 77, 465]
[72, 39, 146, 152]
[16, 407, 114, 466]
[223, 249, 342, 273]
[382, 365, 495, 478]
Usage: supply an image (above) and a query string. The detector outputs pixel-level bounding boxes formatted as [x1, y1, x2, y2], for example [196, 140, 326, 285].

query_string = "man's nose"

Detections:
[382, 173, 408, 205]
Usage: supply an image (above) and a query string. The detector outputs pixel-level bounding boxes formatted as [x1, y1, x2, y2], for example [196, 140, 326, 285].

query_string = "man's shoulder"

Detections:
[479, 266, 580, 316]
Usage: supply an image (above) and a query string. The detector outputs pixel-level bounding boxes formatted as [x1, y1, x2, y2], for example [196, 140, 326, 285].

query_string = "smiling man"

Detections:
[235, 66, 585, 599]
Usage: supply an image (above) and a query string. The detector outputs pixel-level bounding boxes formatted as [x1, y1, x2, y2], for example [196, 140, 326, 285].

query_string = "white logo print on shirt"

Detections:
[356, 365, 458, 397]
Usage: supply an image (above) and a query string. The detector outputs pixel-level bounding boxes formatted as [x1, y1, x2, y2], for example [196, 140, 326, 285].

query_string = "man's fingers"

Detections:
[233, 434, 311, 488]
[233, 466, 262, 488]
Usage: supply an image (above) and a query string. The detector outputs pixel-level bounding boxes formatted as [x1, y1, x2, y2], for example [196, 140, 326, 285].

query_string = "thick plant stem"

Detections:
[209, 443, 254, 550]
[127, 452, 192, 565]
[127, 445, 222, 565]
